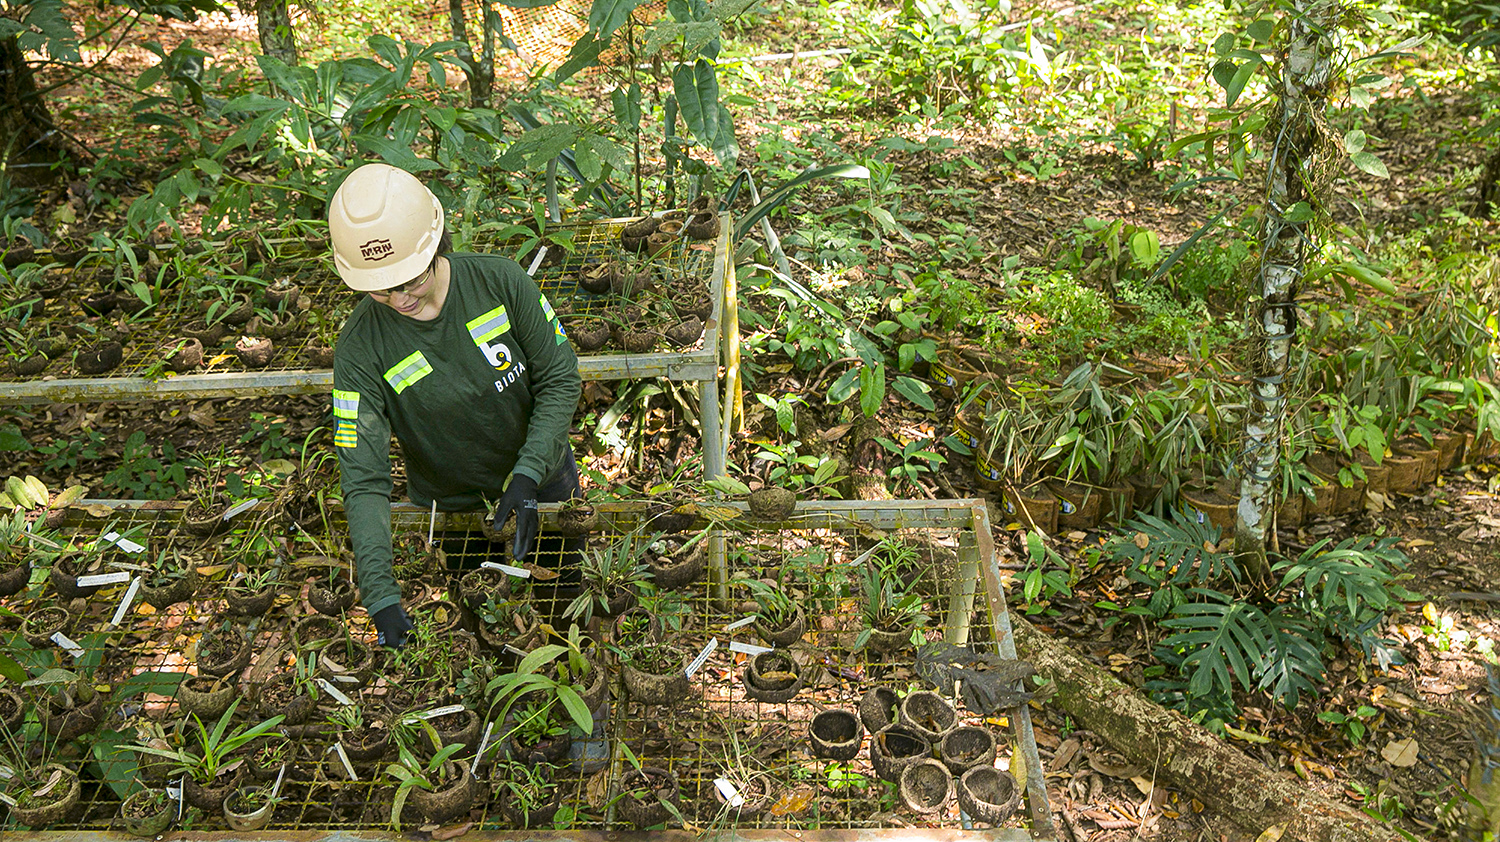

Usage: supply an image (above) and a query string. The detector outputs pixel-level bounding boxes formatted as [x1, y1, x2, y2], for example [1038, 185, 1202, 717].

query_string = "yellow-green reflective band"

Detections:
[334, 419, 357, 449]
[539, 294, 556, 321]
[384, 350, 433, 395]
[332, 389, 359, 420]
[466, 306, 510, 346]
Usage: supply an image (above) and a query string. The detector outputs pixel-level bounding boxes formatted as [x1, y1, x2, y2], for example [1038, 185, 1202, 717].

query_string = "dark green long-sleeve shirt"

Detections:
[332, 253, 581, 616]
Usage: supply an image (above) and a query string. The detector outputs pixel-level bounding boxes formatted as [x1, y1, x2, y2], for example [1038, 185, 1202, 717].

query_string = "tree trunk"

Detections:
[1012, 619, 1406, 842]
[448, 0, 494, 108]
[1236, 0, 1339, 586]
[1474, 147, 1500, 216]
[0, 37, 71, 186]
[255, 0, 297, 66]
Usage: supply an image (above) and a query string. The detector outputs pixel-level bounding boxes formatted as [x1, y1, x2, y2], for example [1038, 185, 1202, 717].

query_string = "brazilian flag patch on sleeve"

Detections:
[540, 293, 566, 344]
[332, 389, 359, 449]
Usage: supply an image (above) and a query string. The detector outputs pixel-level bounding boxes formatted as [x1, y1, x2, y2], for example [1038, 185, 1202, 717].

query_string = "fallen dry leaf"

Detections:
[769, 786, 814, 816]
[1133, 532, 1150, 549]
[1381, 737, 1420, 767]
[1011, 747, 1029, 791]
[430, 821, 474, 840]
[1255, 824, 1285, 842]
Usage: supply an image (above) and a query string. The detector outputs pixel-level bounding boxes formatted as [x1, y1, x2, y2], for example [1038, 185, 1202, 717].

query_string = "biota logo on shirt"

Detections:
[358, 239, 394, 262]
[467, 305, 527, 392]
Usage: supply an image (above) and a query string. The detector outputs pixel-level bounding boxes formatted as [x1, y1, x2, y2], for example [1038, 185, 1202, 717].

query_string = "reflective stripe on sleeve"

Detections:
[332, 389, 359, 420]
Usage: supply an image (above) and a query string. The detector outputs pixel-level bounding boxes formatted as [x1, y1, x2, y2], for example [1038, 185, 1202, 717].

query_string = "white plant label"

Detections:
[332, 674, 359, 684]
[713, 777, 744, 808]
[101, 532, 147, 553]
[686, 637, 718, 678]
[51, 631, 84, 658]
[172, 777, 185, 820]
[77, 571, 131, 587]
[526, 247, 548, 276]
[409, 704, 465, 721]
[728, 641, 773, 656]
[481, 561, 531, 578]
[109, 576, 142, 626]
[0, 764, 13, 779]
[314, 678, 354, 706]
[471, 721, 496, 776]
[221, 499, 258, 521]
[0, 792, 15, 807]
[502, 644, 530, 657]
[330, 743, 358, 781]
[271, 764, 286, 799]
[723, 616, 757, 632]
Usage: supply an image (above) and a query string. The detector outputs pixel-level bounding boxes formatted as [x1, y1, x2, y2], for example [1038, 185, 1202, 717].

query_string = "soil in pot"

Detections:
[412, 599, 464, 635]
[75, 341, 124, 375]
[747, 486, 797, 520]
[197, 626, 252, 677]
[178, 674, 238, 721]
[319, 637, 378, 688]
[233, 335, 275, 368]
[254, 673, 314, 726]
[742, 650, 805, 704]
[339, 725, 392, 763]
[308, 574, 356, 615]
[222, 785, 276, 831]
[22, 604, 71, 646]
[899, 690, 957, 743]
[870, 723, 933, 783]
[568, 318, 611, 352]
[859, 686, 901, 734]
[161, 337, 203, 372]
[810, 709, 864, 761]
[120, 788, 174, 837]
[622, 645, 691, 705]
[577, 262, 617, 294]
[899, 758, 954, 814]
[618, 766, 681, 828]
[11, 763, 82, 827]
[181, 499, 226, 537]
[958, 766, 1022, 826]
[939, 725, 998, 774]
[426, 707, 482, 753]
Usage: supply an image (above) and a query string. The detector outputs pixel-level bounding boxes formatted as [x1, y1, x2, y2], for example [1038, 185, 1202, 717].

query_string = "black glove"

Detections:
[492, 474, 539, 562]
[373, 604, 414, 649]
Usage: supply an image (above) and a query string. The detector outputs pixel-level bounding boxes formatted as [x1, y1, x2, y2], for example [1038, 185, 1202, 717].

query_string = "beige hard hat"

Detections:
[328, 163, 445, 292]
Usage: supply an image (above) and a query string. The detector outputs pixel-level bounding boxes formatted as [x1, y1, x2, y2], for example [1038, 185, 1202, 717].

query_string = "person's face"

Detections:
[368, 262, 435, 317]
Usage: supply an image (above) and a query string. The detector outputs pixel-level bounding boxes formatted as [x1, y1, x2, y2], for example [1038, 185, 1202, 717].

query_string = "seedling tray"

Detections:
[0, 498, 1054, 840]
[0, 215, 732, 403]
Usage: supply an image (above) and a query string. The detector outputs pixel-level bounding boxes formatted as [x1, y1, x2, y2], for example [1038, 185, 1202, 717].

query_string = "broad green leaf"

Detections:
[588, 0, 646, 39]
[858, 363, 885, 418]
[891, 376, 935, 411]
[354, 136, 442, 172]
[711, 0, 763, 21]
[612, 85, 642, 136]
[1225, 56, 1261, 107]
[1351, 150, 1389, 179]
[672, 59, 738, 166]
[1246, 18, 1274, 44]
[554, 32, 609, 83]
[556, 684, 594, 734]
[0, 653, 24, 684]
[1342, 129, 1366, 155]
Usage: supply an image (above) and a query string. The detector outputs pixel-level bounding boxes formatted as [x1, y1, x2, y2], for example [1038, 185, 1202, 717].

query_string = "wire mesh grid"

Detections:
[0, 215, 729, 403]
[0, 499, 1051, 839]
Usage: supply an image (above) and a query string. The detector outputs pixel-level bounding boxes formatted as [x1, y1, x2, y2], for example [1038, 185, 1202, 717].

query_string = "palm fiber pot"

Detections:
[406, 762, 477, 825]
[120, 788, 174, 837]
[1046, 480, 1103, 530]
[899, 758, 955, 814]
[809, 710, 864, 761]
[753, 605, 806, 648]
[958, 766, 1022, 825]
[617, 766, 681, 828]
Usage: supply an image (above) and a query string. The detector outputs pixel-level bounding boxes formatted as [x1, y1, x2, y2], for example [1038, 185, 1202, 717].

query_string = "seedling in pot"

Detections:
[564, 534, 652, 624]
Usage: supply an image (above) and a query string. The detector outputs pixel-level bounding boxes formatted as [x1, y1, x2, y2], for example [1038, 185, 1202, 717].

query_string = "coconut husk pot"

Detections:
[225, 582, 277, 616]
[0, 559, 30, 598]
[11, 763, 81, 827]
[999, 482, 1059, 534]
[940, 725, 998, 774]
[184, 769, 244, 813]
[899, 758, 955, 814]
[182, 320, 227, 345]
[141, 568, 198, 609]
[617, 766, 681, 828]
[664, 316, 705, 348]
[76, 341, 123, 374]
[864, 622, 917, 655]
[308, 575, 356, 615]
[568, 319, 610, 352]
[181, 501, 226, 537]
[49, 553, 109, 599]
[498, 785, 561, 828]
[742, 650, 805, 704]
[1355, 451, 1390, 496]
[40, 688, 104, 740]
[162, 337, 203, 372]
[120, 788, 174, 837]
[339, 726, 392, 763]
[747, 486, 797, 520]
[809, 710, 864, 761]
[318, 638, 378, 689]
[899, 690, 957, 743]
[0, 684, 24, 733]
[253, 673, 314, 726]
[178, 675, 237, 722]
[197, 627, 252, 677]
[646, 540, 706, 590]
[870, 723, 933, 783]
[405, 762, 477, 825]
[957, 766, 1022, 825]
[859, 686, 901, 734]
[22, 604, 69, 647]
[622, 653, 691, 706]
[233, 335, 275, 368]
[753, 605, 806, 648]
[1046, 480, 1104, 529]
[10, 354, 47, 376]
[555, 501, 599, 536]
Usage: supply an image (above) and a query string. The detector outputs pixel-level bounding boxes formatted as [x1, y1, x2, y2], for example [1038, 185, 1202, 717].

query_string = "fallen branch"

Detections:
[1011, 619, 1406, 842]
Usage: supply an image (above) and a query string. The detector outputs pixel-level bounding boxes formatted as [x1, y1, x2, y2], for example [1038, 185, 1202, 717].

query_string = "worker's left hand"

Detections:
[492, 474, 540, 561]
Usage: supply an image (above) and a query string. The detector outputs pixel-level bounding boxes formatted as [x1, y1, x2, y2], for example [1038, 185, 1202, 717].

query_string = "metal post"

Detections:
[944, 528, 980, 646]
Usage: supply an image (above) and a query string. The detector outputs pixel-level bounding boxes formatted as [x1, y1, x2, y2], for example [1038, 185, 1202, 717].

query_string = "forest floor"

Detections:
[9, 0, 1500, 840]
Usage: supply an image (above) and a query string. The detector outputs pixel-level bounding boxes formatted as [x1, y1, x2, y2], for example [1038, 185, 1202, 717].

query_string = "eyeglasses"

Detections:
[369, 264, 433, 299]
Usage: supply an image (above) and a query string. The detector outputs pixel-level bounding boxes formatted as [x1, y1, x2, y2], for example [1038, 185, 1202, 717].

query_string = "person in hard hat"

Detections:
[327, 162, 582, 649]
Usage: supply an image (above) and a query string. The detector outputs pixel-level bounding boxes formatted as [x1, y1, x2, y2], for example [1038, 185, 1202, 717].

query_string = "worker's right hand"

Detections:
[373, 604, 414, 649]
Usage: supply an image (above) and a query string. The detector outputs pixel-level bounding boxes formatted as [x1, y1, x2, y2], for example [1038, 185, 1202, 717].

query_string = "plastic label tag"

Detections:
[728, 641, 773, 656]
[480, 561, 531, 578]
[0, 764, 13, 779]
[724, 616, 756, 632]
[526, 248, 548, 276]
[171, 777, 185, 820]
[77, 571, 131, 587]
[101, 532, 146, 553]
[686, 638, 718, 678]
[51, 631, 84, 658]
[314, 678, 354, 706]
[271, 764, 287, 799]
[329, 743, 358, 781]
[713, 777, 744, 808]
[221, 499, 258, 521]
[109, 576, 142, 627]
[0, 792, 15, 807]
[471, 721, 496, 776]
[408, 704, 465, 722]
[502, 644, 530, 657]
[332, 674, 359, 684]
[1059, 499, 1076, 514]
